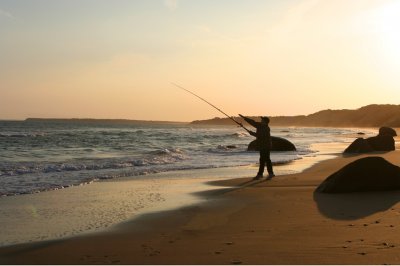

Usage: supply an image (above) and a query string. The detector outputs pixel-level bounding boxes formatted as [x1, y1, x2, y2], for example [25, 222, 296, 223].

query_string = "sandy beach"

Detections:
[1, 145, 400, 264]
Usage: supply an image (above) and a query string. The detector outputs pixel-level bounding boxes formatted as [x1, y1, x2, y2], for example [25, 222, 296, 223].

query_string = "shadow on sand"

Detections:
[341, 151, 391, 158]
[313, 190, 400, 220]
[201, 178, 270, 196]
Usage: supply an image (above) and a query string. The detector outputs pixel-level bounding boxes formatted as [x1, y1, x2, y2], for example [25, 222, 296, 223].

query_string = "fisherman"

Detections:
[239, 114, 275, 180]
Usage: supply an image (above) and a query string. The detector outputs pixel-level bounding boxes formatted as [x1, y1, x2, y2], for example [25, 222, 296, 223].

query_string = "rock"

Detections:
[344, 138, 374, 153]
[379, 127, 397, 137]
[226, 145, 237, 149]
[316, 157, 400, 193]
[247, 136, 296, 151]
[344, 135, 395, 154]
[366, 135, 395, 151]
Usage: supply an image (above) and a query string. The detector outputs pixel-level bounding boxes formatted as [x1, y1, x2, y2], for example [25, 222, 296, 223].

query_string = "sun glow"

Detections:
[373, 2, 400, 67]
[1, 1, 400, 120]
[348, 1, 400, 92]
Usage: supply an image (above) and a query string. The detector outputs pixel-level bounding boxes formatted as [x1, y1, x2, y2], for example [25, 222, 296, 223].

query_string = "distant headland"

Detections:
[191, 104, 400, 128]
[24, 118, 185, 125]
[20, 104, 400, 127]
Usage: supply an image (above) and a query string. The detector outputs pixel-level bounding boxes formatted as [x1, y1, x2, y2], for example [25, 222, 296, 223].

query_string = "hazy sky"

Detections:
[1, 0, 400, 121]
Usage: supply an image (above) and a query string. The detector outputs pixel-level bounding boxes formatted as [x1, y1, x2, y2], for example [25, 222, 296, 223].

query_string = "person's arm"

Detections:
[247, 129, 257, 137]
[239, 114, 258, 128]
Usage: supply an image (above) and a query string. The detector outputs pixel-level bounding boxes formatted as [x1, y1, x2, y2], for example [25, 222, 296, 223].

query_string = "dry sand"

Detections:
[2, 149, 400, 264]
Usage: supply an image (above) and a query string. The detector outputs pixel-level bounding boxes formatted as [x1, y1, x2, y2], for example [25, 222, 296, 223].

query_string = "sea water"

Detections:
[0, 120, 377, 196]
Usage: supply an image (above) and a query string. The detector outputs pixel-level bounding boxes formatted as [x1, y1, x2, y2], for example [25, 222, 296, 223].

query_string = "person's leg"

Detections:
[266, 150, 274, 178]
[257, 149, 267, 177]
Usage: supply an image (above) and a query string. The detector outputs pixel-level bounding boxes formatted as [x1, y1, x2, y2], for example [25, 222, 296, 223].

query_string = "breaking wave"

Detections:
[0, 121, 360, 197]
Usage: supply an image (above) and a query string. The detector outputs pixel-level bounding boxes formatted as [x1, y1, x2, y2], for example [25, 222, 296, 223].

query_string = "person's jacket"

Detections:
[242, 116, 271, 149]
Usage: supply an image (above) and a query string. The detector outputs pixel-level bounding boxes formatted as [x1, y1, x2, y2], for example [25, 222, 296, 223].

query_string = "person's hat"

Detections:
[261, 116, 270, 123]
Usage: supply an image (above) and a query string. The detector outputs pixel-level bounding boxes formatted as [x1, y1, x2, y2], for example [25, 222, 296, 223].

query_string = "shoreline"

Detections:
[0, 157, 325, 248]
[0, 140, 345, 248]
[0, 125, 377, 198]
[2, 150, 400, 264]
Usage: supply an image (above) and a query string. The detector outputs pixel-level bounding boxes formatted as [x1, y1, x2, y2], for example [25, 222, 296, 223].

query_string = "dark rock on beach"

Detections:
[344, 129, 395, 154]
[247, 136, 296, 151]
[367, 134, 395, 151]
[316, 157, 400, 193]
[344, 138, 374, 153]
[379, 127, 397, 137]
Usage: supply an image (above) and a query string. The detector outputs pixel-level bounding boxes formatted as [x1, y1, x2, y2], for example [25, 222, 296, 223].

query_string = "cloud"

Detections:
[0, 8, 14, 19]
[164, 0, 178, 11]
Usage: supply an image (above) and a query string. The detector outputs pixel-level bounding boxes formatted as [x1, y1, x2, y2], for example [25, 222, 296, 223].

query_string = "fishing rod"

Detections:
[171, 82, 250, 132]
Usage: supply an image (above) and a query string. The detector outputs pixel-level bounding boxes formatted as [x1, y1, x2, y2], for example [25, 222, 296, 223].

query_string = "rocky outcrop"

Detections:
[379, 127, 397, 137]
[344, 129, 395, 154]
[344, 138, 374, 153]
[367, 134, 395, 151]
[247, 136, 296, 151]
[316, 157, 400, 193]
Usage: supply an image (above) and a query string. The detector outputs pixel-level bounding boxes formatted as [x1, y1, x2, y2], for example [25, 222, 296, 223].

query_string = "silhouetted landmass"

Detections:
[191, 104, 400, 127]
[25, 118, 185, 125]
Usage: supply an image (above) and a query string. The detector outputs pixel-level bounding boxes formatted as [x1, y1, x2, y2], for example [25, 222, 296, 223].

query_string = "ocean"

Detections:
[0, 120, 377, 197]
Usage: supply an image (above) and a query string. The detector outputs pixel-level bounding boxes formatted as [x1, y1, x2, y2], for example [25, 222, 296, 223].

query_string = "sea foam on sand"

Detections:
[0, 172, 226, 246]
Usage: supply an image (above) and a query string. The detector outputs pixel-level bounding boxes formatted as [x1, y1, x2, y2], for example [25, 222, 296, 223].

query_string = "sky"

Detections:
[1, 0, 400, 121]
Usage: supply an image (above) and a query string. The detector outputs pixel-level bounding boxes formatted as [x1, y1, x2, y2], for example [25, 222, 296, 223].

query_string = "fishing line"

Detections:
[171, 82, 249, 132]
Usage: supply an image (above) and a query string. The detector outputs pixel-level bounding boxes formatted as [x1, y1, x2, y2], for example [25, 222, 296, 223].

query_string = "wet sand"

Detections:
[0, 144, 334, 248]
[2, 149, 400, 264]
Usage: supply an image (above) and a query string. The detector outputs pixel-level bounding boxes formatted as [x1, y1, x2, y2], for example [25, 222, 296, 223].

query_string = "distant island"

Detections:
[25, 118, 185, 125]
[191, 104, 400, 128]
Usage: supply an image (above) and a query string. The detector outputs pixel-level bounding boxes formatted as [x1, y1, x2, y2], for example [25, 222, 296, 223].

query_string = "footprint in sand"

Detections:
[141, 244, 161, 257]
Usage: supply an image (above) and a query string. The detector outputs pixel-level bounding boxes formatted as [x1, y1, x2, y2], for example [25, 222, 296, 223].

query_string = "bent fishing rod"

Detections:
[171, 82, 250, 132]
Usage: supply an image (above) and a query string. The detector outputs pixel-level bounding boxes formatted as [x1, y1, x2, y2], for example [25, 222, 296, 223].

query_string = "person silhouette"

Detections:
[239, 114, 275, 180]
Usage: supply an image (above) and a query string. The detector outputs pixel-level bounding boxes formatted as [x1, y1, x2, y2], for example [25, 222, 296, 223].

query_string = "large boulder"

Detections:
[247, 136, 296, 151]
[344, 134, 395, 154]
[379, 127, 397, 137]
[316, 157, 400, 193]
[367, 134, 395, 151]
[344, 138, 374, 153]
